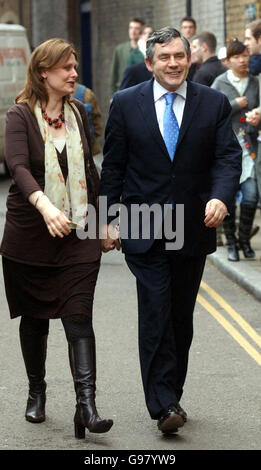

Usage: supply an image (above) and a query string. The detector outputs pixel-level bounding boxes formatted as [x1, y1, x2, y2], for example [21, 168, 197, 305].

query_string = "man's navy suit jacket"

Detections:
[99, 78, 242, 256]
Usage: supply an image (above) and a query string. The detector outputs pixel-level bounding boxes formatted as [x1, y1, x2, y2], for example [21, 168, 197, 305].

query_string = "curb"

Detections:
[208, 249, 261, 302]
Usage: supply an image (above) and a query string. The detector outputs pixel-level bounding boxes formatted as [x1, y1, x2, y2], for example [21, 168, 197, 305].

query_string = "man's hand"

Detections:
[204, 198, 227, 228]
[246, 108, 261, 126]
[101, 224, 121, 253]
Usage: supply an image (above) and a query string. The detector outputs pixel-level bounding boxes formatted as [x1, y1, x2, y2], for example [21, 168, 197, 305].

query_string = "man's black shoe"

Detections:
[157, 405, 184, 434]
[176, 403, 187, 422]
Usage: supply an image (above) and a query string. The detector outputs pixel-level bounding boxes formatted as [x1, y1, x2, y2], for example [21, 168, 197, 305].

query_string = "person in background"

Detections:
[217, 46, 228, 67]
[120, 61, 152, 90]
[73, 83, 103, 156]
[180, 16, 197, 80]
[120, 25, 154, 90]
[0, 38, 113, 439]
[191, 31, 226, 86]
[128, 24, 154, 66]
[137, 24, 154, 57]
[244, 20, 261, 205]
[109, 17, 144, 97]
[212, 40, 259, 261]
[180, 16, 196, 40]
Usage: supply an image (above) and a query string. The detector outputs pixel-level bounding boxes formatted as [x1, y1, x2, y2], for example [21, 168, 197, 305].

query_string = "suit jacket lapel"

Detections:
[176, 80, 199, 150]
[137, 79, 170, 160]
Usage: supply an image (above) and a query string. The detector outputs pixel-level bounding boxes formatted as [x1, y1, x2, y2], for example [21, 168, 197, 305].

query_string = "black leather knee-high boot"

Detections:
[19, 330, 48, 423]
[68, 337, 113, 438]
[223, 205, 239, 261]
[239, 205, 256, 258]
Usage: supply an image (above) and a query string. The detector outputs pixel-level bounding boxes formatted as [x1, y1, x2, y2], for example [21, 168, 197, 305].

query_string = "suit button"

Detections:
[172, 174, 175, 179]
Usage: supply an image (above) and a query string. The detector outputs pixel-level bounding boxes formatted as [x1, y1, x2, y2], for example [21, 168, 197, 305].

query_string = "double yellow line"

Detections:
[197, 281, 261, 366]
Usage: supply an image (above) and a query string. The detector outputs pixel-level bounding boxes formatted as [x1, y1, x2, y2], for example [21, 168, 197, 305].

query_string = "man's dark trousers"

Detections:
[125, 238, 206, 420]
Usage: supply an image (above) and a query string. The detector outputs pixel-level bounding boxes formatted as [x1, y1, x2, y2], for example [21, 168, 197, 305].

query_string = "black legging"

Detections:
[19, 314, 94, 342]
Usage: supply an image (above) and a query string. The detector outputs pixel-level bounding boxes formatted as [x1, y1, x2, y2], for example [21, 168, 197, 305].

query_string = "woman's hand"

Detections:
[235, 96, 248, 108]
[40, 200, 72, 238]
[29, 191, 72, 238]
[100, 224, 121, 252]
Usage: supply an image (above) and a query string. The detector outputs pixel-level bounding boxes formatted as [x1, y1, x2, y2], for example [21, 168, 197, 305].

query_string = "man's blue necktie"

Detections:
[163, 92, 179, 161]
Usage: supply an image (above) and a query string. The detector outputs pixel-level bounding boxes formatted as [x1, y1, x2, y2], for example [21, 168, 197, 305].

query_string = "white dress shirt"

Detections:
[226, 69, 249, 96]
[153, 79, 187, 137]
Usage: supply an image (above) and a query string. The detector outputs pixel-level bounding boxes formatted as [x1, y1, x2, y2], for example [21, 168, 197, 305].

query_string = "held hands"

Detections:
[245, 108, 261, 127]
[204, 198, 227, 228]
[101, 224, 121, 253]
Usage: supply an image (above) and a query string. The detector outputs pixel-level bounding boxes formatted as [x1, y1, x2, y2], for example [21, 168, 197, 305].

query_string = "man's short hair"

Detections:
[129, 17, 145, 26]
[180, 16, 197, 29]
[247, 19, 261, 41]
[193, 31, 217, 53]
[146, 26, 191, 61]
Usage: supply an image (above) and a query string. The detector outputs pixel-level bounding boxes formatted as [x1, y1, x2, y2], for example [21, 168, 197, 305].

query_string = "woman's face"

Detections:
[228, 50, 249, 76]
[42, 53, 78, 98]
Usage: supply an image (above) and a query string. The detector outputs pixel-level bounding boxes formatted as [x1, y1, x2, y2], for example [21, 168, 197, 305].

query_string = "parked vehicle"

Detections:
[0, 24, 31, 168]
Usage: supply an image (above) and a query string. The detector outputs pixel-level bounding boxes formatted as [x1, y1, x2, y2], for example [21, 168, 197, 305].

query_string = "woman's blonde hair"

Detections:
[16, 38, 77, 112]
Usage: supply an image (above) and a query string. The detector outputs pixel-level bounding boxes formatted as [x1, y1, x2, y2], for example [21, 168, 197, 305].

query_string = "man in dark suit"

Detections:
[120, 61, 152, 89]
[99, 27, 241, 434]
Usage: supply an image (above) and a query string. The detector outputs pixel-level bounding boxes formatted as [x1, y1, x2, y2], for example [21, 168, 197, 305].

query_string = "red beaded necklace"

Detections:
[41, 105, 65, 129]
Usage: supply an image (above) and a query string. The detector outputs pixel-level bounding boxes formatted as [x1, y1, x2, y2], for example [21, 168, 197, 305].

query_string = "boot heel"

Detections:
[74, 422, 85, 439]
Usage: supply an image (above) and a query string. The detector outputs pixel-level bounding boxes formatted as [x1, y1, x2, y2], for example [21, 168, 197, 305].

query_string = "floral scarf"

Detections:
[34, 101, 88, 229]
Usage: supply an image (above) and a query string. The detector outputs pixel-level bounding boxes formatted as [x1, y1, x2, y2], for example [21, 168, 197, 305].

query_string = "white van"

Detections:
[0, 24, 31, 166]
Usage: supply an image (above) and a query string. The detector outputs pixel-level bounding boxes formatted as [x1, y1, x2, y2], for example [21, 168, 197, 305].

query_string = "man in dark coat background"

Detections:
[120, 61, 152, 89]
[190, 31, 226, 86]
[99, 27, 241, 435]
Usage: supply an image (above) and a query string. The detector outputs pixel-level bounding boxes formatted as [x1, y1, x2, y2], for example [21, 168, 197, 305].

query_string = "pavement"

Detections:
[209, 208, 261, 303]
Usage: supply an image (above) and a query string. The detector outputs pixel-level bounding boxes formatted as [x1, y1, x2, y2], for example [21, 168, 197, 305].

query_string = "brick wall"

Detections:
[0, 0, 20, 24]
[0, 0, 32, 45]
[91, 0, 160, 118]
[31, 0, 68, 47]
[192, 0, 225, 49]
[226, 0, 261, 42]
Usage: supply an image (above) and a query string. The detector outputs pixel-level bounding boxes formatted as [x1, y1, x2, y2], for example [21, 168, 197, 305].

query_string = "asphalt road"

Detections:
[0, 171, 260, 453]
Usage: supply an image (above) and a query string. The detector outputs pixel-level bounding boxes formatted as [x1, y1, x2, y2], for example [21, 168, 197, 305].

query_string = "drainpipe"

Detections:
[186, 0, 192, 16]
[223, 0, 227, 43]
[19, 0, 23, 24]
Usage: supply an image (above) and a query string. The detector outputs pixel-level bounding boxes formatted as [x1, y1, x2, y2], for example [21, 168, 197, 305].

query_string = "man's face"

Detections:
[180, 20, 196, 39]
[244, 28, 261, 55]
[145, 37, 191, 92]
[190, 38, 203, 64]
[128, 21, 143, 41]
